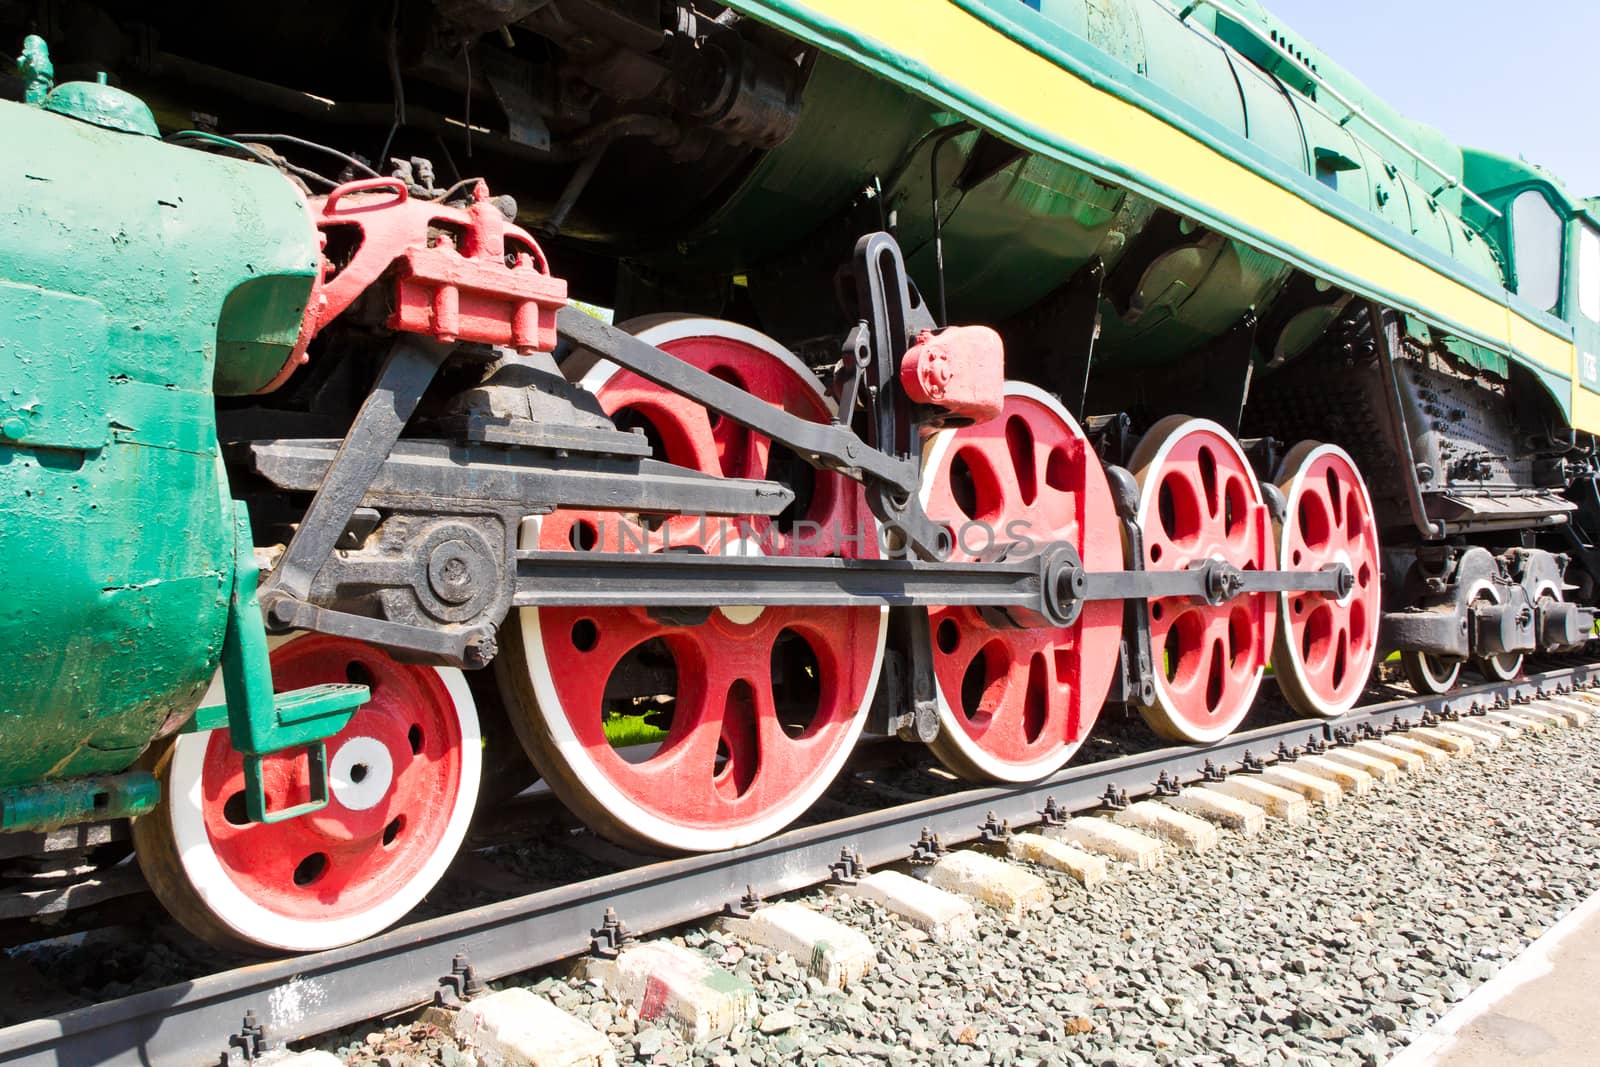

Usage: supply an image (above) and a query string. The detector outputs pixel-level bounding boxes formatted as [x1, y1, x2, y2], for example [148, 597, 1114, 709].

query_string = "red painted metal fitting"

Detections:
[303, 177, 566, 359]
[899, 325, 1005, 422]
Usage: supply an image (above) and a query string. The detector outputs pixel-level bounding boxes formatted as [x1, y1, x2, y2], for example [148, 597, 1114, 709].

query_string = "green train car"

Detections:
[1, 0, 1595, 952]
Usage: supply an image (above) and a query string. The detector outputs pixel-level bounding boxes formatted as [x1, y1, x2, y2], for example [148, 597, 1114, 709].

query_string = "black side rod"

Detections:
[555, 235, 952, 560]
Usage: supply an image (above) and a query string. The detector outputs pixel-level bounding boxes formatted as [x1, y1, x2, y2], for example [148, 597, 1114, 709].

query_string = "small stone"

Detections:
[635, 1029, 664, 1057]
[757, 1010, 799, 1035]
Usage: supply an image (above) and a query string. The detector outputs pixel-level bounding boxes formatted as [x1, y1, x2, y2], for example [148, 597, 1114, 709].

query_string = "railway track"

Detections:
[4, 663, 1596, 1067]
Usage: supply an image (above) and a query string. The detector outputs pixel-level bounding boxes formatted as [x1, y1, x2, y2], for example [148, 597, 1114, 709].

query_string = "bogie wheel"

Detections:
[496, 318, 887, 853]
[133, 634, 481, 953]
[1473, 653, 1524, 682]
[919, 384, 1124, 782]
[1130, 416, 1277, 743]
[1401, 650, 1462, 695]
[1271, 443, 1382, 717]
[1468, 582, 1524, 682]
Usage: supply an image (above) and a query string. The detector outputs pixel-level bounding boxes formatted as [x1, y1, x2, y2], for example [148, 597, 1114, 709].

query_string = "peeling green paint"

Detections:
[0, 83, 318, 792]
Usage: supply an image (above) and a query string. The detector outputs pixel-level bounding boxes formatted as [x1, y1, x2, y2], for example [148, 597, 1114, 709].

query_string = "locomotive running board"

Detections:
[244, 438, 794, 518]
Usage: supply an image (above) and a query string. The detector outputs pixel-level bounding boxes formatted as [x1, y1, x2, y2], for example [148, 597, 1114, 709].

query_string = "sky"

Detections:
[1266, 1, 1600, 198]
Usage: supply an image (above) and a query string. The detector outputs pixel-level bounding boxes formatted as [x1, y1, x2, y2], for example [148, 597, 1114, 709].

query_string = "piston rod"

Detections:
[514, 548, 1350, 616]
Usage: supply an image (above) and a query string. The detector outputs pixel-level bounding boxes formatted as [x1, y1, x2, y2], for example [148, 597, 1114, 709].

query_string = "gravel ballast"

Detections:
[318, 710, 1600, 1067]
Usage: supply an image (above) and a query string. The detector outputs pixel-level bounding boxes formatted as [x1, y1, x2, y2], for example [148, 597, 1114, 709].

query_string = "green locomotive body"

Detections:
[0, 75, 330, 810]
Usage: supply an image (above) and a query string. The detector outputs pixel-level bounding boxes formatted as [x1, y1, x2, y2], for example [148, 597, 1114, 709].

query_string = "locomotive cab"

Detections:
[1464, 155, 1600, 606]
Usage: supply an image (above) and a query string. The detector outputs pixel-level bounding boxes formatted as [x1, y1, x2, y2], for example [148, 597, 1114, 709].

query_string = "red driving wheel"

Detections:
[1272, 442, 1381, 716]
[497, 318, 886, 852]
[919, 383, 1124, 781]
[1131, 416, 1276, 743]
[134, 634, 480, 952]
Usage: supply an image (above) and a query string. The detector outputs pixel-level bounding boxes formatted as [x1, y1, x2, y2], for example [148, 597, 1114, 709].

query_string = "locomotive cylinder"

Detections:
[0, 73, 319, 791]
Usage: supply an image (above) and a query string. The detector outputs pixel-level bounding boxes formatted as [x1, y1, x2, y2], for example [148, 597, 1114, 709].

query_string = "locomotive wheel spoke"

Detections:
[497, 318, 886, 853]
[132, 635, 480, 953]
[1272, 442, 1382, 717]
[1132, 416, 1276, 743]
[920, 384, 1124, 782]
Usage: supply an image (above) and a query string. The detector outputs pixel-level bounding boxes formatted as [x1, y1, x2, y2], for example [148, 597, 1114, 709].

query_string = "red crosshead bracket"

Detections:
[264, 177, 568, 393]
[899, 325, 1005, 423]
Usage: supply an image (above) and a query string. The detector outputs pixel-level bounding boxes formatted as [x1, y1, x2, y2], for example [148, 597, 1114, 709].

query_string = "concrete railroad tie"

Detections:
[1538, 698, 1594, 726]
[1257, 764, 1343, 808]
[1378, 734, 1451, 765]
[1203, 776, 1310, 824]
[1047, 816, 1165, 869]
[1317, 747, 1401, 785]
[1400, 727, 1474, 757]
[1114, 800, 1220, 852]
[927, 850, 1054, 919]
[721, 901, 876, 989]
[1482, 711, 1543, 733]
[1353, 739, 1427, 773]
[1435, 720, 1507, 748]
[834, 869, 978, 943]
[453, 987, 617, 1067]
[1168, 787, 1268, 836]
[1006, 832, 1109, 887]
[583, 941, 755, 1044]
[1505, 705, 1570, 728]
[1290, 754, 1376, 795]
[1467, 716, 1525, 739]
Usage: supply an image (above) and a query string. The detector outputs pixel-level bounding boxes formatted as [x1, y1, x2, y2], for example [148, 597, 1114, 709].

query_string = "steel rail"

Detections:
[3, 664, 1595, 1067]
